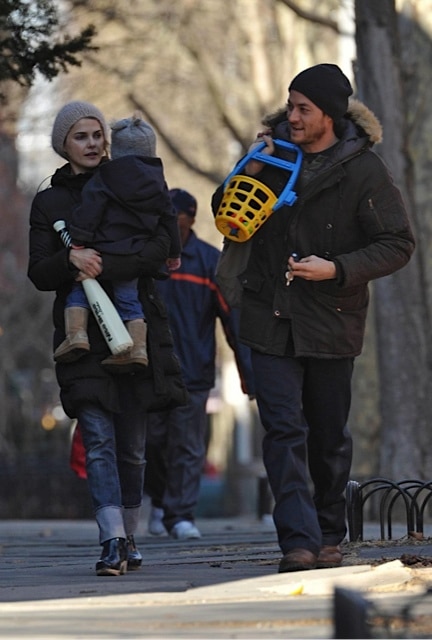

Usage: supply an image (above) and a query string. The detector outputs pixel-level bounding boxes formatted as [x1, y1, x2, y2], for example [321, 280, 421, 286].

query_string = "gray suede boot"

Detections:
[54, 307, 90, 363]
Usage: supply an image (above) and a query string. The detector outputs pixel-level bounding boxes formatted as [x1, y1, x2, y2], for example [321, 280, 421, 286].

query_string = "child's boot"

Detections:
[54, 307, 90, 363]
[101, 319, 148, 373]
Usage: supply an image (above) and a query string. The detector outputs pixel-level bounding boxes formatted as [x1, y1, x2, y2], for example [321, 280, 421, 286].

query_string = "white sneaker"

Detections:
[148, 507, 166, 536]
[170, 521, 202, 540]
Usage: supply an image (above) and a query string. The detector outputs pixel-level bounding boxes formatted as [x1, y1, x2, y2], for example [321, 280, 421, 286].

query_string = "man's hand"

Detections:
[69, 247, 103, 279]
[288, 254, 337, 281]
[245, 132, 274, 176]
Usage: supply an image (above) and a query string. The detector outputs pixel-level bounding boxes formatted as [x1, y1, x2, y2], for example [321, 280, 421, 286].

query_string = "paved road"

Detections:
[0, 513, 431, 639]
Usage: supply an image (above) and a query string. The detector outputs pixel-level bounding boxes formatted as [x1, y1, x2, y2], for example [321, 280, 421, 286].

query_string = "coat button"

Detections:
[274, 310, 281, 317]
[326, 223, 333, 229]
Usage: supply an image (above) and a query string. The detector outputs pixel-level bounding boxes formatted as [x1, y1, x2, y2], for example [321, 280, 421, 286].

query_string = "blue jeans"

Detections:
[76, 401, 146, 542]
[67, 279, 143, 321]
[251, 351, 353, 555]
[144, 389, 210, 531]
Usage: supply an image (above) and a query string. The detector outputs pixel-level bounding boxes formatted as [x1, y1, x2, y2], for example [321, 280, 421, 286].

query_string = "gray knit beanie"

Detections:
[51, 100, 109, 159]
[110, 112, 156, 159]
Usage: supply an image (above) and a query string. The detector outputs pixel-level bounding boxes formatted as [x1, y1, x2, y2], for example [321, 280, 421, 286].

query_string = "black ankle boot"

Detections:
[126, 534, 142, 570]
[96, 537, 127, 576]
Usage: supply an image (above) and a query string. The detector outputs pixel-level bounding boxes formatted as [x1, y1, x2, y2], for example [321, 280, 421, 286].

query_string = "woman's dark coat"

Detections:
[28, 164, 189, 418]
[212, 100, 415, 358]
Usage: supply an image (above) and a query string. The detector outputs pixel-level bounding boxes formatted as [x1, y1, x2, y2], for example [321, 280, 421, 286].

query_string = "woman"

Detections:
[28, 101, 188, 576]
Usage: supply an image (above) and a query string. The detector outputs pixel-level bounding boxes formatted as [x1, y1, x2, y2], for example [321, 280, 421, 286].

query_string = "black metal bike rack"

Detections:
[346, 477, 432, 541]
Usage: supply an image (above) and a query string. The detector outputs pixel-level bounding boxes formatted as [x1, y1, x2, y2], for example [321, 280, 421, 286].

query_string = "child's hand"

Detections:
[167, 257, 181, 271]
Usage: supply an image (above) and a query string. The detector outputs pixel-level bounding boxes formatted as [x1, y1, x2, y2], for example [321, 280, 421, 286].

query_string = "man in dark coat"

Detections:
[212, 64, 415, 573]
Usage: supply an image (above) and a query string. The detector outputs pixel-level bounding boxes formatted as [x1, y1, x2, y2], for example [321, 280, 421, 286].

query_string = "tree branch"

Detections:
[127, 92, 226, 185]
[277, 0, 350, 36]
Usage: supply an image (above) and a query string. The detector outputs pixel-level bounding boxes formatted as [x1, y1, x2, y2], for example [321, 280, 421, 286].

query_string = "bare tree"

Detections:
[65, 0, 341, 183]
[354, 0, 432, 478]
[15, 0, 431, 482]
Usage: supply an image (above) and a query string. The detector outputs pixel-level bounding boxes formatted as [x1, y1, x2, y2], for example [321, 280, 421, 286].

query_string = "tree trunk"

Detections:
[354, 0, 432, 479]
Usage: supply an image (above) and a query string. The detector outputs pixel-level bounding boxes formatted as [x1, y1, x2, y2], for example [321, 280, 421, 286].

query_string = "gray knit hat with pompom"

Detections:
[51, 100, 109, 159]
[110, 111, 156, 159]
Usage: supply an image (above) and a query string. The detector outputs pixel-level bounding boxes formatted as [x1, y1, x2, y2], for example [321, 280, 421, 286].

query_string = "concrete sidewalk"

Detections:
[0, 513, 431, 639]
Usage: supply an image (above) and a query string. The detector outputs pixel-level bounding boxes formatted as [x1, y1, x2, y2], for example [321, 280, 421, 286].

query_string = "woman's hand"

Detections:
[69, 247, 103, 279]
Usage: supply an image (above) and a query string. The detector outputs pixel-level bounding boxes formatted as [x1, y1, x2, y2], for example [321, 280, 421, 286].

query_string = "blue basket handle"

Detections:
[223, 139, 303, 208]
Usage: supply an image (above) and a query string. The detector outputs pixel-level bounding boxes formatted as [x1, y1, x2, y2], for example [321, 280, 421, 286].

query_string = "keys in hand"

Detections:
[285, 269, 294, 286]
[285, 252, 299, 286]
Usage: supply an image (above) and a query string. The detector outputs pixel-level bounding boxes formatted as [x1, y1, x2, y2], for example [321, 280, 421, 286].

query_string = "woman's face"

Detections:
[63, 117, 107, 174]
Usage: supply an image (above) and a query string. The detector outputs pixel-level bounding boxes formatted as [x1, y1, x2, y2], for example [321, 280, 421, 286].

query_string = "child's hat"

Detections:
[110, 111, 156, 159]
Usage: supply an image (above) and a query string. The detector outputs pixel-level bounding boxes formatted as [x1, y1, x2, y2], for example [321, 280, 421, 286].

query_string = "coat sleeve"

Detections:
[333, 154, 415, 288]
[158, 188, 182, 258]
[100, 224, 171, 281]
[161, 213, 181, 258]
[215, 283, 255, 397]
[28, 197, 79, 291]
[68, 172, 109, 246]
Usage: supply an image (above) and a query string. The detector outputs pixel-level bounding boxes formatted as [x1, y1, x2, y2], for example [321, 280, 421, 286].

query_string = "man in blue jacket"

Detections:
[144, 188, 254, 539]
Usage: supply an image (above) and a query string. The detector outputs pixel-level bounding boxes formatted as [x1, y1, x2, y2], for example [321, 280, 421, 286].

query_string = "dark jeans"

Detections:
[144, 389, 210, 531]
[251, 350, 353, 555]
[76, 401, 147, 513]
[67, 278, 143, 321]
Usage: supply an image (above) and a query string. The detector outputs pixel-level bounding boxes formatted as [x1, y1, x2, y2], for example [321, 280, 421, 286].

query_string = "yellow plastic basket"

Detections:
[215, 175, 277, 242]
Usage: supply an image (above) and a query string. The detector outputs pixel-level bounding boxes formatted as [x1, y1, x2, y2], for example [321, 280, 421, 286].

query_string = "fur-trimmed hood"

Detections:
[346, 98, 382, 144]
[262, 98, 382, 146]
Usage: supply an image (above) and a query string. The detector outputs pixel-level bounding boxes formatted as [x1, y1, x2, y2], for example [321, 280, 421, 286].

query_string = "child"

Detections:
[54, 112, 181, 371]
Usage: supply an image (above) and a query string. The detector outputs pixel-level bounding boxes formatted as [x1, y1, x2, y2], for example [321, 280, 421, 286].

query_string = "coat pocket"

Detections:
[312, 282, 369, 313]
[240, 272, 266, 294]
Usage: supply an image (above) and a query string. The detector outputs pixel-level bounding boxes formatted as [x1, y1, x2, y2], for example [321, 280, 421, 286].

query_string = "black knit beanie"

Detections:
[288, 64, 353, 121]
